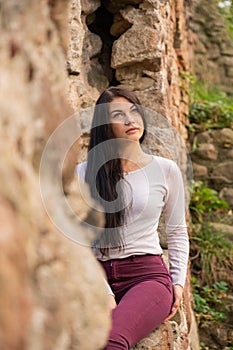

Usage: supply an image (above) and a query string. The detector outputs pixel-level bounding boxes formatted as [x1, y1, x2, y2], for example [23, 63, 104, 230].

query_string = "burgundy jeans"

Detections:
[99, 254, 173, 350]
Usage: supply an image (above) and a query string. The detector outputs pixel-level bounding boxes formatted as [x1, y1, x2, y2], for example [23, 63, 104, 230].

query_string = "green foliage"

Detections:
[191, 80, 232, 104]
[192, 277, 228, 326]
[218, 0, 233, 41]
[180, 71, 196, 86]
[191, 224, 233, 284]
[189, 101, 233, 130]
[189, 181, 232, 284]
[190, 181, 229, 223]
[188, 81, 233, 131]
[186, 39, 233, 346]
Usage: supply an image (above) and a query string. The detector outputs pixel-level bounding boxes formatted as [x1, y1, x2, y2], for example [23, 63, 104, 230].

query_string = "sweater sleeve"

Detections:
[163, 161, 189, 287]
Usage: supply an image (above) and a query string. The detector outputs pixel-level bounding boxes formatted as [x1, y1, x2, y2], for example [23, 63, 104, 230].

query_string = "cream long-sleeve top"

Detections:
[75, 155, 189, 293]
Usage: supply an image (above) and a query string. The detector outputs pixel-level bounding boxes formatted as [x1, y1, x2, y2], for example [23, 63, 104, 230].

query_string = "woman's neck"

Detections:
[117, 142, 152, 173]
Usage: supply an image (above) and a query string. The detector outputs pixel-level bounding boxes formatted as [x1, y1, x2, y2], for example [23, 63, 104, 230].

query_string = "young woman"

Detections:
[75, 87, 189, 350]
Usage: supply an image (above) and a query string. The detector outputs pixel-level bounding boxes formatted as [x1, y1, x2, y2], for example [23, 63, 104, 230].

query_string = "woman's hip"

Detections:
[99, 254, 172, 290]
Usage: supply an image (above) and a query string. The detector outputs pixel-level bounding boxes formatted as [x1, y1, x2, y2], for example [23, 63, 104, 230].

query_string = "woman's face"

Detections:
[108, 97, 144, 142]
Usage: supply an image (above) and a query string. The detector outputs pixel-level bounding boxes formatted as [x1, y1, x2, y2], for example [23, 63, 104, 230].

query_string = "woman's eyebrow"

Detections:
[110, 104, 135, 115]
[130, 104, 136, 109]
[110, 109, 123, 115]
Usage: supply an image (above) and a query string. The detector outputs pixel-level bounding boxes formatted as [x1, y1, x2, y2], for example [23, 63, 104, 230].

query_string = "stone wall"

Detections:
[0, 1, 110, 350]
[190, 0, 233, 94]
[68, 0, 191, 139]
[0, 0, 201, 349]
[191, 128, 233, 205]
[68, 1, 199, 349]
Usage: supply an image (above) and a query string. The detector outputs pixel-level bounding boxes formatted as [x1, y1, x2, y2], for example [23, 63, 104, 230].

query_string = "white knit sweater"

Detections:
[75, 155, 189, 290]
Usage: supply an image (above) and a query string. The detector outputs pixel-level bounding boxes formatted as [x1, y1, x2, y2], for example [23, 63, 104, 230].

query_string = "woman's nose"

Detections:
[124, 113, 134, 125]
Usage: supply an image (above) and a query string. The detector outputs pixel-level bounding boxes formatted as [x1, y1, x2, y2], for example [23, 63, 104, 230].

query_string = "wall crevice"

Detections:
[86, 3, 118, 87]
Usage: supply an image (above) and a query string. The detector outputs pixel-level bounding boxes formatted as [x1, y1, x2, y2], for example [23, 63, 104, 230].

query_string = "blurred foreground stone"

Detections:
[0, 1, 110, 349]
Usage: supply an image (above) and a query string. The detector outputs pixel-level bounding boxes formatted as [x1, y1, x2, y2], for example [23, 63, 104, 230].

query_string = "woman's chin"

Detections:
[124, 131, 143, 141]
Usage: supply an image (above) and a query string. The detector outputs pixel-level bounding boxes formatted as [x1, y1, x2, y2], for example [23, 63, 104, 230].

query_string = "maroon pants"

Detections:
[100, 255, 173, 350]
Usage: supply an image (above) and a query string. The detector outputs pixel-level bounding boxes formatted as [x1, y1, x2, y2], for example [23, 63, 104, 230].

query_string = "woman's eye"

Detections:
[113, 112, 123, 119]
[132, 107, 139, 114]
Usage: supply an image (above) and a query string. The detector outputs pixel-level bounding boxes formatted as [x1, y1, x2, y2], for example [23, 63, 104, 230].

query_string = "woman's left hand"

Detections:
[165, 284, 183, 321]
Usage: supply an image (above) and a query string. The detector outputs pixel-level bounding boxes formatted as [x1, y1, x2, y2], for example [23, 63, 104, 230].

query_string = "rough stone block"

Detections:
[219, 187, 233, 208]
[111, 26, 161, 68]
[131, 323, 174, 350]
[110, 12, 132, 37]
[211, 161, 233, 184]
[227, 149, 233, 159]
[195, 131, 213, 144]
[192, 162, 208, 178]
[211, 128, 233, 148]
[80, 0, 100, 15]
[194, 143, 218, 160]
[226, 67, 233, 78]
[209, 222, 233, 241]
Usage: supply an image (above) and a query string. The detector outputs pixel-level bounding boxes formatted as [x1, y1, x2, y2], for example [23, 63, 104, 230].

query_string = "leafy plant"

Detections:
[189, 181, 229, 223]
[187, 80, 233, 131]
[218, 0, 233, 41]
[189, 181, 232, 284]
[187, 60, 233, 349]
[191, 224, 233, 284]
[192, 277, 229, 327]
[189, 101, 233, 131]
[191, 79, 232, 103]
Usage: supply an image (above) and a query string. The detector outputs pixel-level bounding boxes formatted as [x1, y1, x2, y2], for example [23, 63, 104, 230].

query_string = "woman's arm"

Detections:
[163, 161, 189, 288]
[163, 161, 189, 318]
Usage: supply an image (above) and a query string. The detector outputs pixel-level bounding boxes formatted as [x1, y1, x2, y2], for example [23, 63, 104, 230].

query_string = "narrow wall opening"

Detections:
[85, 1, 134, 88]
[86, 4, 118, 87]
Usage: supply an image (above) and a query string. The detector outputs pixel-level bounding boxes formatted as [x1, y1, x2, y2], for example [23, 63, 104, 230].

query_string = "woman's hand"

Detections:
[108, 294, 117, 310]
[165, 284, 183, 321]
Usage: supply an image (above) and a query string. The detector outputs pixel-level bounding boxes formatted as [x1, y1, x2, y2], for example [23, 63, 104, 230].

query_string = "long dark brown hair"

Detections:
[85, 87, 147, 256]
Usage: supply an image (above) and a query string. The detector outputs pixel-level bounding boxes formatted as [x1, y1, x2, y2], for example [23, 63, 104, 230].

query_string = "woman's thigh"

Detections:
[104, 279, 173, 350]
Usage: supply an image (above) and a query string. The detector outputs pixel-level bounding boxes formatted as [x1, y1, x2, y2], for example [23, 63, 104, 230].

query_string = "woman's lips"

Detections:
[126, 127, 139, 134]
